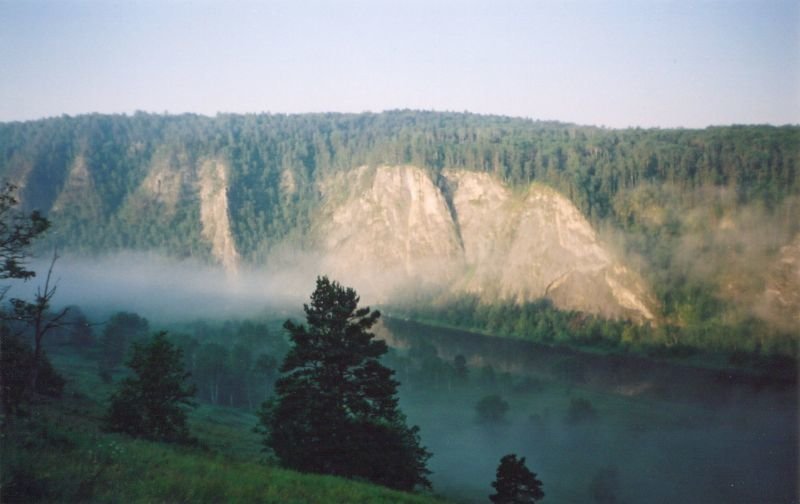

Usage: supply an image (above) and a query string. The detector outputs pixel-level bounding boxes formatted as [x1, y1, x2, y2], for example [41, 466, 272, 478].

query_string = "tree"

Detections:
[194, 342, 229, 404]
[490, 454, 545, 504]
[0, 182, 65, 400]
[1, 328, 64, 414]
[0, 182, 49, 283]
[454, 354, 469, 382]
[98, 312, 149, 372]
[259, 276, 431, 491]
[105, 332, 196, 442]
[476, 394, 510, 424]
[10, 252, 70, 394]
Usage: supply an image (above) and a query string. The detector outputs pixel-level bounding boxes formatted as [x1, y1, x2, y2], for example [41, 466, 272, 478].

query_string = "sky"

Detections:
[0, 0, 798, 128]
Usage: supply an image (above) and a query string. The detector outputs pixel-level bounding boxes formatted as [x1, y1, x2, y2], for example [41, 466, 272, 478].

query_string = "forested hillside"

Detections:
[1, 111, 798, 353]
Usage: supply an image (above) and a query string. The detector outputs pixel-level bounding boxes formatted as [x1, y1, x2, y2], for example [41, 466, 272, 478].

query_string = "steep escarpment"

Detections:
[445, 170, 655, 320]
[310, 165, 655, 320]
[198, 160, 240, 273]
[314, 166, 463, 299]
[4, 112, 797, 338]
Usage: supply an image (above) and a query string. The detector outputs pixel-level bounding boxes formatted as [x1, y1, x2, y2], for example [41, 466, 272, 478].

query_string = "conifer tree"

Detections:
[490, 454, 545, 504]
[259, 276, 431, 491]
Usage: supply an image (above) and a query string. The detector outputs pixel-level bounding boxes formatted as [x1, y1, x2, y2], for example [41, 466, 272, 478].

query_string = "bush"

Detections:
[476, 394, 510, 424]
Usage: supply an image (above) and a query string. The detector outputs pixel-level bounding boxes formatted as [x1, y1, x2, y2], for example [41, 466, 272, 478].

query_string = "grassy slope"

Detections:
[1, 347, 446, 504]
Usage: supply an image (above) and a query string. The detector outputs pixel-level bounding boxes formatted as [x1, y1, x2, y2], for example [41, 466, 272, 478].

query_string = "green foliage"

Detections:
[0, 330, 64, 414]
[2, 113, 797, 259]
[0, 399, 446, 504]
[404, 292, 799, 360]
[98, 312, 149, 372]
[105, 331, 196, 442]
[0, 181, 50, 280]
[2, 112, 798, 354]
[490, 454, 545, 504]
[261, 276, 431, 491]
[170, 319, 285, 409]
[407, 295, 632, 351]
[475, 394, 510, 424]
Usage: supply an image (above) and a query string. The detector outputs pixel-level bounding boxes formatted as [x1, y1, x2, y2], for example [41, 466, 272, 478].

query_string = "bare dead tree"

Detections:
[11, 250, 69, 395]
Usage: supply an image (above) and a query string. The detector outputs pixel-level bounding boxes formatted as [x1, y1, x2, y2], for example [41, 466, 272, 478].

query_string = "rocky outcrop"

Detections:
[21, 154, 658, 321]
[198, 160, 240, 273]
[443, 170, 655, 321]
[312, 166, 656, 321]
[315, 166, 463, 300]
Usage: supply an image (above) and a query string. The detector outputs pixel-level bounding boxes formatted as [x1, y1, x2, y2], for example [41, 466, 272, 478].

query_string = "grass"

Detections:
[1, 347, 448, 504]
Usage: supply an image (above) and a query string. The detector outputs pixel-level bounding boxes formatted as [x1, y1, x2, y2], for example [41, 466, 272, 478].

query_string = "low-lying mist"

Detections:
[8, 248, 453, 324]
[10, 251, 321, 322]
[385, 319, 798, 503]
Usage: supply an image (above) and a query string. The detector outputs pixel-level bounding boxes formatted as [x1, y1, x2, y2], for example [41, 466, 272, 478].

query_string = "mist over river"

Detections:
[384, 318, 798, 503]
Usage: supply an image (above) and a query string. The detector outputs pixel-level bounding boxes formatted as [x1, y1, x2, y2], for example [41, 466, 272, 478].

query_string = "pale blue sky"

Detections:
[1, 0, 798, 127]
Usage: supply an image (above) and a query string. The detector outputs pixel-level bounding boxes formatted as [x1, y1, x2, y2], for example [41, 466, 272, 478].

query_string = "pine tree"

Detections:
[105, 332, 196, 442]
[259, 276, 431, 491]
[490, 454, 545, 504]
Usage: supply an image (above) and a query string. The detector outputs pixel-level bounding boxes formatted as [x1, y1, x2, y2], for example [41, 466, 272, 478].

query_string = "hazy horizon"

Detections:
[2, 108, 798, 130]
[2, 0, 798, 129]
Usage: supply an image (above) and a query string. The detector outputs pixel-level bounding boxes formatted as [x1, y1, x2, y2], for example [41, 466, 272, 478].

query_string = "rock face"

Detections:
[15, 157, 656, 321]
[198, 160, 240, 273]
[443, 170, 654, 320]
[312, 166, 655, 321]
[315, 166, 463, 299]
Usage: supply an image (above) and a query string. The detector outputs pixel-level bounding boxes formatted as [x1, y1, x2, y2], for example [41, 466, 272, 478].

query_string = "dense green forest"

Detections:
[1, 111, 798, 355]
[2, 111, 797, 256]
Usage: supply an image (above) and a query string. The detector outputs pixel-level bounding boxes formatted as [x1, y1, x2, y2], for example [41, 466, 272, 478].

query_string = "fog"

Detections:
[403, 387, 797, 504]
[388, 321, 799, 503]
[7, 249, 797, 503]
[9, 251, 319, 322]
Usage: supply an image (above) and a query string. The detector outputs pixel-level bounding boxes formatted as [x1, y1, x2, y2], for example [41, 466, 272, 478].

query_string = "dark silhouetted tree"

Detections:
[0, 182, 49, 283]
[454, 354, 469, 382]
[0, 182, 66, 403]
[259, 276, 431, 491]
[10, 253, 70, 394]
[106, 332, 196, 442]
[490, 454, 545, 504]
[1, 329, 64, 414]
[476, 393, 510, 424]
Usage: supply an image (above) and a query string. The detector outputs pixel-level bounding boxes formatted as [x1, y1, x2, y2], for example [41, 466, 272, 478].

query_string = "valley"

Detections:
[4, 313, 796, 503]
[2, 111, 799, 503]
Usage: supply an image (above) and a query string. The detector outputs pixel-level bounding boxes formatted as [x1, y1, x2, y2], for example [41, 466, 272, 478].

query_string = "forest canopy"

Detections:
[1, 111, 798, 354]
